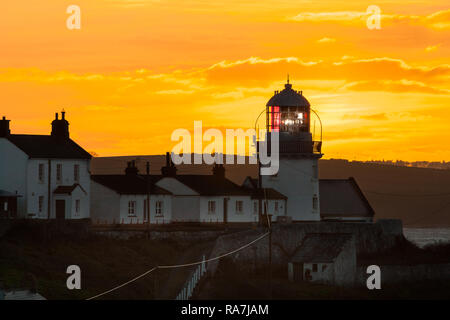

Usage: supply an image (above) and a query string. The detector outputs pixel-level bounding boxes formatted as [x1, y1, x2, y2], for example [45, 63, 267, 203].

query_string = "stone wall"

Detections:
[356, 263, 450, 286]
[206, 220, 404, 275]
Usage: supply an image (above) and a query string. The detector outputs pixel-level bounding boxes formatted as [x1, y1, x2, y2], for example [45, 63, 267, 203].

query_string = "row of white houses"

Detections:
[0, 113, 374, 223]
[91, 158, 287, 224]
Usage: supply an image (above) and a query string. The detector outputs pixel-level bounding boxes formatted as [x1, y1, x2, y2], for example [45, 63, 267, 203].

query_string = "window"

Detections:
[38, 196, 44, 214]
[253, 202, 258, 215]
[208, 201, 216, 214]
[274, 202, 279, 213]
[4, 201, 8, 211]
[236, 200, 243, 214]
[312, 195, 318, 211]
[74, 164, 80, 182]
[155, 201, 164, 217]
[128, 201, 136, 216]
[143, 199, 148, 221]
[56, 164, 62, 184]
[38, 164, 45, 183]
[75, 200, 80, 216]
[312, 264, 318, 272]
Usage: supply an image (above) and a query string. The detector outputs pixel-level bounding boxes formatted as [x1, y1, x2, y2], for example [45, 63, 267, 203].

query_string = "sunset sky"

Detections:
[1, 0, 449, 161]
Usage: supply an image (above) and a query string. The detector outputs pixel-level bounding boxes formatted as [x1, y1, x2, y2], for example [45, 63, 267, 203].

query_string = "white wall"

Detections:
[90, 180, 121, 223]
[0, 139, 28, 218]
[27, 158, 91, 219]
[262, 158, 320, 221]
[199, 196, 224, 223]
[172, 196, 200, 222]
[303, 262, 333, 283]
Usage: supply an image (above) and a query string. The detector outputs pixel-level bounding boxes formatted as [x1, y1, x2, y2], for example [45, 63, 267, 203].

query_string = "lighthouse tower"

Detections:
[260, 79, 323, 221]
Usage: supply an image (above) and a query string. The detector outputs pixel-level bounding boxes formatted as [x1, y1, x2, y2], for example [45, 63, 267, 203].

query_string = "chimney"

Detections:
[0, 116, 11, 137]
[161, 152, 177, 176]
[212, 163, 225, 178]
[125, 160, 139, 175]
[51, 111, 70, 139]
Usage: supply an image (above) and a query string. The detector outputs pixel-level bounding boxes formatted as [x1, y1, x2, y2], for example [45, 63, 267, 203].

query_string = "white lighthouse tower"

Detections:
[260, 79, 323, 221]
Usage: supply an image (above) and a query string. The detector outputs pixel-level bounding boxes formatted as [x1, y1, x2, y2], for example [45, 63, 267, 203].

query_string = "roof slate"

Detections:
[291, 233, 353, 263]
[6, 134, 92, 159]
[91, 175, 171, 195]
[319, 178, 375, 218]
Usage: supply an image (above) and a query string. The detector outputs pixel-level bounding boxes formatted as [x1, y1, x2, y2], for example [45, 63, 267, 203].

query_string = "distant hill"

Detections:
[91, 156, 450, 228]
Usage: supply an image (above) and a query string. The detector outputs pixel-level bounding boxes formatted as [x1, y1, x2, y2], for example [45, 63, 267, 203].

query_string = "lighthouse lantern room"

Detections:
[261, 78, 323, 221]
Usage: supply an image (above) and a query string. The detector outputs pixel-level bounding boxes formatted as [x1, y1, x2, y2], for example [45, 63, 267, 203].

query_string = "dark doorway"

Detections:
[223, 198, 228, 224]
[294, 263, 304, 281]
[55, 200, 65, 220]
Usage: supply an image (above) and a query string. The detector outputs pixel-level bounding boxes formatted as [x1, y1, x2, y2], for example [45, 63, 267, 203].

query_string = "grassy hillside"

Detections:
[0, 223, 213, 300]
[92, 156, 450, 227]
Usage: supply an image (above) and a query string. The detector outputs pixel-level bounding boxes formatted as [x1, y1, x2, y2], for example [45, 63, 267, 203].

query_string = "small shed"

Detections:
[288, 233, 356, 286]
[0, 189, 21, 218]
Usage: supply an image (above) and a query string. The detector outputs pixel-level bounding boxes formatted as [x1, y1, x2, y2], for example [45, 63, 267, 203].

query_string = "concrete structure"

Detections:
[0, 189, 20, 218]
[0, 113, 91, 219]
[260, 80, 322, 221]
[288, 233, 356, 286]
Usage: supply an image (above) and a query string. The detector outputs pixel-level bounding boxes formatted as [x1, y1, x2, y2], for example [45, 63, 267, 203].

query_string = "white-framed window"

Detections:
[38, 196, 44, 215]
[253, 201, 258, 215]
[74, 164, 80, 182]
[38, 164, 45, 183]
[75, 199, 80, 216]
[56, 164, 63, 184]
[236, 200, 243, 214]
[155, 201, 164, 217]
[274, 201, 279, 213]
[128, 201, 136, 216]
[313, 195, 318, 211]
[208, 201, 216, 214]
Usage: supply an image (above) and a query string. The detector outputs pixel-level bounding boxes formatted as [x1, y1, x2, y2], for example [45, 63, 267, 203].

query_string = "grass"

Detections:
[194, 257, 450, 300]
[0, 222, 207, 300]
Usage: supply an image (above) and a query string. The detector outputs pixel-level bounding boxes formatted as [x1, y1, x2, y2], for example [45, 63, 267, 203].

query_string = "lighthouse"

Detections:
[260, 78, 323, 221]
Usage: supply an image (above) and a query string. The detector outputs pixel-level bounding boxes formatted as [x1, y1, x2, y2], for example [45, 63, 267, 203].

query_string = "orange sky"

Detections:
[1, 0, 449, 161]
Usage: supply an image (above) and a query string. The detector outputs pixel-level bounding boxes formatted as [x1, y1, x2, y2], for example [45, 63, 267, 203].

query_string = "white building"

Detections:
[288, 233, 356, 286]
[154, 158, 258, 223]
[91, 161, 173, 224]
[0, 112, 91, 219]
[89, 154, 287, 224]
[259, 80, 322, 221]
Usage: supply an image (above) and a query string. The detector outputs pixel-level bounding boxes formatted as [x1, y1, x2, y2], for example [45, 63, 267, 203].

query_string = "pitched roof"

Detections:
[319, 177, 375, 218]
[291, 233, 353, 263]
[0, 190, 22, 197]
[173, 175, 250, 196]
[242, 176, 287, 199]
[91, 175, 171, 195]
[3, 289, 46, 300]
[53, 184, 86, 195]
[250, 188, 287, 200]
[6, 134, 91, 159]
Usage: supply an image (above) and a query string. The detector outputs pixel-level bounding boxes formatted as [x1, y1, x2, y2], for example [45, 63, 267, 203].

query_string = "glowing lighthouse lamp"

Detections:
[261, 77, 323, 222]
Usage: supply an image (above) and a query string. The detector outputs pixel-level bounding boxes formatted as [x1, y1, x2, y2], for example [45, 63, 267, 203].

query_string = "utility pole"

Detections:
[146, 161, 151, 235]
